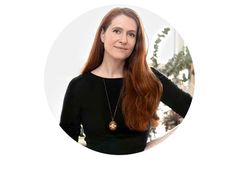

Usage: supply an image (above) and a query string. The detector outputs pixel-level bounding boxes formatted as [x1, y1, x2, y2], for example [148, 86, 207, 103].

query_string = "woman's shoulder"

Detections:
[68, 72, 97, 89]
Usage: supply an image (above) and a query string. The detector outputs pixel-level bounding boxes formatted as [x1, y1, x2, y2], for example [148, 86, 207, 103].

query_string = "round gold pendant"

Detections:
[109, 120, 117, 131]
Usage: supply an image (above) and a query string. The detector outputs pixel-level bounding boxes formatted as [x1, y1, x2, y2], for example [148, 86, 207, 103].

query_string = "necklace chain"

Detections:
[103, 79, 121, 122]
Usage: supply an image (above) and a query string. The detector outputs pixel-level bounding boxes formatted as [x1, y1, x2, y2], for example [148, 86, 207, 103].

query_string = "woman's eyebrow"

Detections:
[112, 26, 136, 33]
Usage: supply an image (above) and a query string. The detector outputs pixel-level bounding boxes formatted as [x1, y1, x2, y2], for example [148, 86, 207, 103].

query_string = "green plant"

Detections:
[150, 27, 194, 133]
[159, 46, 194, 85]
[150, 27, 170, 68]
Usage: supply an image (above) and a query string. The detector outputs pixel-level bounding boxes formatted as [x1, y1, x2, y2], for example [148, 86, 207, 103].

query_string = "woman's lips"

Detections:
[114, 46, 128, 50]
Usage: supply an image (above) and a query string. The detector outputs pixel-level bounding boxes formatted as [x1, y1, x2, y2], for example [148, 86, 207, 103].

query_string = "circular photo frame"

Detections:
[44, 5, 195, 155]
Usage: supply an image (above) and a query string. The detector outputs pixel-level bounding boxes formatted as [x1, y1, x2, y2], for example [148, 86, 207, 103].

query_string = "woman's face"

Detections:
[101, 15, 137, 61]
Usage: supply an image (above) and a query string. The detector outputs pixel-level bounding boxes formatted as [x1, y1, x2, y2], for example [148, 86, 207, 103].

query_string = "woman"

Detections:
[60, 7, 192, 155]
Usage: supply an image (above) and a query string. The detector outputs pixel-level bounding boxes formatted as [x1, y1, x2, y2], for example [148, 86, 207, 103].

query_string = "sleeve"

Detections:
[59, 78, 81, 142]
[151, 67, 192, 118]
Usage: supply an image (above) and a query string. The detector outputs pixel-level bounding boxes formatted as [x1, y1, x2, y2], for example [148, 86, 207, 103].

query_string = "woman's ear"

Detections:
[100, 29, 105, 43]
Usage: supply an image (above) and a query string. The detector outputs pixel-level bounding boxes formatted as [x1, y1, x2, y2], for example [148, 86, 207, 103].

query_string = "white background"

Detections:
[0, 0, 236, 173]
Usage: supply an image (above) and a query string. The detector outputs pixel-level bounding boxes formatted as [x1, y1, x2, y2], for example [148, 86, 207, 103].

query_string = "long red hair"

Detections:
[82, 7, 163, 131]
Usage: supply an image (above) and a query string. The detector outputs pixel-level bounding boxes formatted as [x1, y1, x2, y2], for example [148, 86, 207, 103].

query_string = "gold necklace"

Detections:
[103, 79, 121, 131]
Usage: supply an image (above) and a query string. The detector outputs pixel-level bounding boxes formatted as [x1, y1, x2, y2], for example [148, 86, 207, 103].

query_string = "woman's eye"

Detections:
[113, 29, 121, 34]
[128, 33, 136, 38]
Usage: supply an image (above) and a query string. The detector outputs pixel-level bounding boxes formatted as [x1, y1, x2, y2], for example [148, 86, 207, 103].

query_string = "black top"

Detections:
[60, 68, 192, 155]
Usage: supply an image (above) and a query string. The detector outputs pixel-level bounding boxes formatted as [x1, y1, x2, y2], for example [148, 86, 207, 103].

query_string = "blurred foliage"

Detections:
[151, 27, 170, 68]
[150, 27, 194, 133]
[162, 111, 183, 131]
[159, 46, 194, 85]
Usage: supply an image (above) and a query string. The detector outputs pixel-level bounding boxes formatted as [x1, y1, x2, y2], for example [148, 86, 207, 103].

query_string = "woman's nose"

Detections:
[119, 34, 128, 44]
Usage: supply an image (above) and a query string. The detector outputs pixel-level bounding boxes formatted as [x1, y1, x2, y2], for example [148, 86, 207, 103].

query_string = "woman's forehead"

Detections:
[109, 15, 137, 31]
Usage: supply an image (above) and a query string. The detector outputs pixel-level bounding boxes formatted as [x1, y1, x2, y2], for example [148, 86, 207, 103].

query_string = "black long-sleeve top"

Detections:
[60, 68, 192, 155]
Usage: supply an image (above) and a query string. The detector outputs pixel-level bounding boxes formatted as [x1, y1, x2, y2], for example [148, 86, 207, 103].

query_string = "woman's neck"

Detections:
[92, 56, 125, 78]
